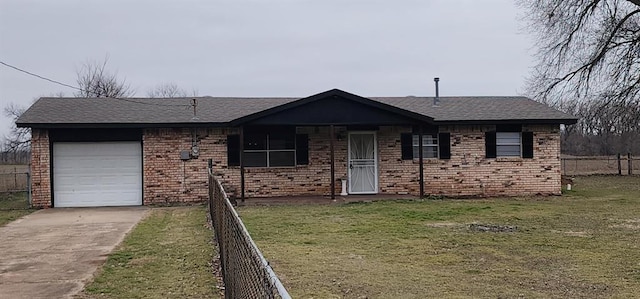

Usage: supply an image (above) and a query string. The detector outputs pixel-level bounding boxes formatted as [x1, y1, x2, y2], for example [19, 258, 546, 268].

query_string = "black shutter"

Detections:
[227, 135, 240, 166]
[400, 133, 413, 160]
[296, 134, 309, 165]
[485, 132, 497, 158]
[522, 131, 534, 158]
[438, 133, 451, 159]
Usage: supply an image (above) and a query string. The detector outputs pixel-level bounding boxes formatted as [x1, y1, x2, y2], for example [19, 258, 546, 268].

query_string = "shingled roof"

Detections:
[16, 89, 577, 128]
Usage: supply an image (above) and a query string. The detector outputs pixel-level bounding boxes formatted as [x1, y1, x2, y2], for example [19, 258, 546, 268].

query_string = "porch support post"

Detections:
[239, 126, 245, 202]
[330, 125, 336, 200]
[418, 126, 424, 198]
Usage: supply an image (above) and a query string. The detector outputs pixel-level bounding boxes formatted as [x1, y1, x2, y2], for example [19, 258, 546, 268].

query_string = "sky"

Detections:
[0, 0, 534, 139]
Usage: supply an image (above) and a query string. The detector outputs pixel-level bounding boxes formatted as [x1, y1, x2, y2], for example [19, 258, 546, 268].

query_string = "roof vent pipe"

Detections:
[434, 77, 440, 106]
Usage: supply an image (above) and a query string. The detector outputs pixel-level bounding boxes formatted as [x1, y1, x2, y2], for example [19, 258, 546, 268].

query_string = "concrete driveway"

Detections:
[0, 207, 148, 299]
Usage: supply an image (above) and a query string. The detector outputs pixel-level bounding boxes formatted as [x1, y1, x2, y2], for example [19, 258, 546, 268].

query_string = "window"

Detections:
[485, 125, 534, 159]
[413, 134, 438, 158]
[496, 132, 521, 157]
[401, 132, 450, 160]
[244, 132, 296, 167]
[227, 130, 309, 167]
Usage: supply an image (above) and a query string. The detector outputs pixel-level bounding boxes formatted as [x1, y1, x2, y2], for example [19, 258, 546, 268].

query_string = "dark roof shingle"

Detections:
[16, 94, 577, 127]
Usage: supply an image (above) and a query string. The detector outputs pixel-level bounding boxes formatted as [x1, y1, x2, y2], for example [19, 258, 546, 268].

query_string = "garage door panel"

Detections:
[53, 142, 142, 207]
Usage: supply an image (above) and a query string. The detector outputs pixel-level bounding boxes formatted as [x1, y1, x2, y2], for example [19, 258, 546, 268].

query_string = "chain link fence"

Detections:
[208, 162, 290, 299]
[0, 170, 31, 210]
[562, 154, 639, 176]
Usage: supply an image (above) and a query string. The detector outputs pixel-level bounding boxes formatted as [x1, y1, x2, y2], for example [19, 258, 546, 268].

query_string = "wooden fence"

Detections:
[0, 165, 29, 193]
[0, 151, 29, 165]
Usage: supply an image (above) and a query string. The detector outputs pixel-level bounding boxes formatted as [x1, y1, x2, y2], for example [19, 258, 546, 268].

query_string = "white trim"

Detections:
[347, 131, 378, 194]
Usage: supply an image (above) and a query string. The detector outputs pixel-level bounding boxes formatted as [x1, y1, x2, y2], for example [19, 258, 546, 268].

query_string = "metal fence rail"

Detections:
[208, 162, 290, 299]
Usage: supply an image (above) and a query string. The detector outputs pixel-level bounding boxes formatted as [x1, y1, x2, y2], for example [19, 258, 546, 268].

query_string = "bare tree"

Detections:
[147, 82, 188, 98]
[520, 0, 640, 106]
[3, 57, 134, 153]
[560, 97, 640, 155]
[520, 0, 640, 155]
[75, 57, 134, 98]
[3, 103, 30, 152]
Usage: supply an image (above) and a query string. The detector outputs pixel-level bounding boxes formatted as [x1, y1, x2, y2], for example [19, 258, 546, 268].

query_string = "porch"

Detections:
[228, 89, 435, 201]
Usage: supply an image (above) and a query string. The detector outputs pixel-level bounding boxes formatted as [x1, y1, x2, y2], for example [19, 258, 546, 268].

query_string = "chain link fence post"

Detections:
[207, 160, 290, 299]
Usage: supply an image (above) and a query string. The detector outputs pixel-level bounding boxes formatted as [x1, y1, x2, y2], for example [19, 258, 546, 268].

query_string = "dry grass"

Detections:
[239, 176, 640, 298]
[0, 192, 33, 225]
[77, 206, 222, 299]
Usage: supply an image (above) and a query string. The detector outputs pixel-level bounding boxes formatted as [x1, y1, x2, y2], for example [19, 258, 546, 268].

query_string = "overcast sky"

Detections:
[0, 0, 533, 139]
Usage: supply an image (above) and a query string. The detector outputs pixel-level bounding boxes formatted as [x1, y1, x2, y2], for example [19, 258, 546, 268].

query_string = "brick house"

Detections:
[17, 89, 576, 208]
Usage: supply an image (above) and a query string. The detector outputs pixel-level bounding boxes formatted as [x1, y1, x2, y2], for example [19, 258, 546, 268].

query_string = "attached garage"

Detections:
[49, 128, 144, 208]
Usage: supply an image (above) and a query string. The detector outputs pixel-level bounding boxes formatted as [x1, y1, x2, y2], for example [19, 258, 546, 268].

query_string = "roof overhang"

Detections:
[17, 122, 230, 129]
[434, 118, 579, 126]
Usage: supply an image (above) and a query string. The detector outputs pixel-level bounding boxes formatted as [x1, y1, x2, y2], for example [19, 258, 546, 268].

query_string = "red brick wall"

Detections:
[30, 128, 51, 208]
[422, 124, 561, 196]
[142, 127, 349, 201]
[29, 124, 562, 207]
[142, 128, 213, 205]
[241, 126, 348, 197]
[378, 124, 562, 197]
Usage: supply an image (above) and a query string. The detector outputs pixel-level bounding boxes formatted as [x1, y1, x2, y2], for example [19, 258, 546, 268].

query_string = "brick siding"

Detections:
[29, 124, 561, 207]
[29, 128, 51, 207]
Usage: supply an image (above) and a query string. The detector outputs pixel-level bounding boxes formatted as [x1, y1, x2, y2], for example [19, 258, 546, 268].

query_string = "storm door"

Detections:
[348, 132, 378, 194]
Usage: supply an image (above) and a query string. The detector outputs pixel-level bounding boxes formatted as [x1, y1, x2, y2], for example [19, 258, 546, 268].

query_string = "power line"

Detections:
[0, 60, 192, 107]
[1, 60, 81, 91]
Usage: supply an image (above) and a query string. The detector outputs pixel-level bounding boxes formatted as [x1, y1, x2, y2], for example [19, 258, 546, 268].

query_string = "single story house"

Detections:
[17, 88, 577, 208]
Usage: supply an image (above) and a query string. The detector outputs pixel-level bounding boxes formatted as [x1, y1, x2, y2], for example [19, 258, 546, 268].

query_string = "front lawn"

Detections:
[0, 192, 33, 226]
[78, 206, 221, 299]
[239, 176, 640, 298]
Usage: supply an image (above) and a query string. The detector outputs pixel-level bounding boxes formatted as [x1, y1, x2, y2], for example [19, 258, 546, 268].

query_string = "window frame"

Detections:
[412, 134, 439, 159]
[486, 125, 533, 159]
[243, 132, 297, 168]
[495, 131, 522, 157]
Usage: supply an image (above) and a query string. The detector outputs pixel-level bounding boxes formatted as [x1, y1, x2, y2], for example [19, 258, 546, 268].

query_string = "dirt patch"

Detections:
[552, 230, 592, 237]
[610, 218, 640, 230]
[469, 223, 517, 232]
[426, 222, 461, 228]
[524, 274, 611, 298]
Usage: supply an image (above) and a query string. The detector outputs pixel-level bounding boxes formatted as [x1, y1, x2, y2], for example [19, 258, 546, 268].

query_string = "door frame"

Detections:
[347, 131, 378, 194]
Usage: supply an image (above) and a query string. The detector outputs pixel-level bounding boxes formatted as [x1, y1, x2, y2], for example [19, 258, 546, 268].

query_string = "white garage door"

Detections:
[53, 142, 142, 207]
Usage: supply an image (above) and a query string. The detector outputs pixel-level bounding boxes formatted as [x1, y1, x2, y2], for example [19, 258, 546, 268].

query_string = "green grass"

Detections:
[239, 176, 640, 298]
[0, 192, 34, 226]
[78, 206, 221, 299]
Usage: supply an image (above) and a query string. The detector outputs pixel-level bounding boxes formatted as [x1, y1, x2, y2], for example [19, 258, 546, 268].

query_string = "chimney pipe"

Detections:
[434, 77, 440, 106]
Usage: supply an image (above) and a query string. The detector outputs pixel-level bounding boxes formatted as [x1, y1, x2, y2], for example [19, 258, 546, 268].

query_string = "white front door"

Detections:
[348, 132, 378, 194]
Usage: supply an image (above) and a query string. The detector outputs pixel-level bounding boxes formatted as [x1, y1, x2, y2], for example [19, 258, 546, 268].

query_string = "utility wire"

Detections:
[1, 60, 80, 91]
[0, 60, 192, 107]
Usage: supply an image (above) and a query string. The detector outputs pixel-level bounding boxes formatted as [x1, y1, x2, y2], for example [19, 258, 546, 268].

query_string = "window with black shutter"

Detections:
[485, 131, 497, 158]
[227, 135, 240, 166]
[401, 132, 450, 159]
[400, 133, 413, 160]
[486, 126, 534, 159]
[522, 131, 534, 158]
[438, 132, 451, 159]
[296, 134, 309, 165]
[228, 128, 309, 167]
